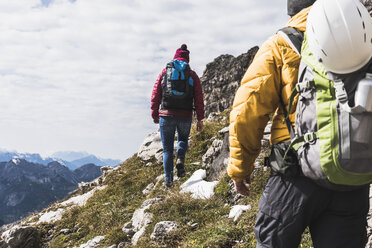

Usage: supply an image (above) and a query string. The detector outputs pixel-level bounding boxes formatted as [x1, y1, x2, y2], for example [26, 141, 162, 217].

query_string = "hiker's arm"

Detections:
[228, 37, 282, 183]
[191, 71, 205, 122]
[151, 69, 166, 123]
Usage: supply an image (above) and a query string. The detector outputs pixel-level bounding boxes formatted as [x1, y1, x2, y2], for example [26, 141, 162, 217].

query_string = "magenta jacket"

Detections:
[151, 62, 205, 122]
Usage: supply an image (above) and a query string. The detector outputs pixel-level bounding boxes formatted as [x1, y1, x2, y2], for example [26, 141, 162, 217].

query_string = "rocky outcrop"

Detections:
[123, 197, 163, 246]
[361, 0, 372, 13]
[137, 131, 163, 163]
[150, 221, 178, 242]
[73, 236, 105, 248]
[202, 127, 230, 180]
[0, 225, 39, 248]
[201, 47, 258, 119]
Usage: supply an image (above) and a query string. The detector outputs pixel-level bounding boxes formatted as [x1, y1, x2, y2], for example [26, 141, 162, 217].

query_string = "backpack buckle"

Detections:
[334, 80, 348, 103]
[304, 132, 316, 144]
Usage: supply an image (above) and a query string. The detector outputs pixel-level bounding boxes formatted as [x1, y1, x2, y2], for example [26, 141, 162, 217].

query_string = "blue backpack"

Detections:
[161, 60, 194, 110]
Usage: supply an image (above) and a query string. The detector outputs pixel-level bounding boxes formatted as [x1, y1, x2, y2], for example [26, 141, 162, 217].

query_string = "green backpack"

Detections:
[279, 27, 372, 190]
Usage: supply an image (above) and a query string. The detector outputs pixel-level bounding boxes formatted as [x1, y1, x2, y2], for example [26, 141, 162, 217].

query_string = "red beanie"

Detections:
[173, 44, 190, 63]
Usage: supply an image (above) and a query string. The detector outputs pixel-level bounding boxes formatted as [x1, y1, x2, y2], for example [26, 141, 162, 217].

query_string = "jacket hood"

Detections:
[286, 6, 311, 32]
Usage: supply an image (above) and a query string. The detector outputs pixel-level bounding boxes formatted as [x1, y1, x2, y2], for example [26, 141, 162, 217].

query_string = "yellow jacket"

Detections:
[227, 7, 310, 182]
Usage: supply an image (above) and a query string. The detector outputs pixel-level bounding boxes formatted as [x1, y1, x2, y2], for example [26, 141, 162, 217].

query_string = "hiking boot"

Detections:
[176, 158, 186, 178]
[165, 181, 173, 188]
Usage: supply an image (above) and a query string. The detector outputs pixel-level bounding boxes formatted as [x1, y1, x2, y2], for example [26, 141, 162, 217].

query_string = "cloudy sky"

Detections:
[0, 0, 288, 160]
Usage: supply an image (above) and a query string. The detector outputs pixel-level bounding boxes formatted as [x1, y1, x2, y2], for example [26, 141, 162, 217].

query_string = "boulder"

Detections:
[150, 221, 178, 242]
[1, 225, 39, 248]
[205, 128, 230, 180]
[128, 197, 163, 246]
[142, 183, 155, 195]
[202, 139, 223, 169]
[137, 130, 177, 164]
[138, 131, 163, 161]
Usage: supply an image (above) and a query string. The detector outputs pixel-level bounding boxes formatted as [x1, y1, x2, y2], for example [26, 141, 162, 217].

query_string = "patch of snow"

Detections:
[228, 205, 251, 222]
[180, 169, 218, 199]
[61, 186, 107, 207]
[35, 186, 107, 224]
[38, 208, 65, 224]
[55, 159, 67, 167]
[11, 158, 21, 165]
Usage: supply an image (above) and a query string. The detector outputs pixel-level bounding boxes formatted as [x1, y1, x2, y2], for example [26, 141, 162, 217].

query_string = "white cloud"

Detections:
[0, 0, 288, 159]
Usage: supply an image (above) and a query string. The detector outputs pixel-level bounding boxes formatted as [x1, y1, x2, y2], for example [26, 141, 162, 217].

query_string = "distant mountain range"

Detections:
[0, 150, 121, 171]
[0, 159, 103, 225]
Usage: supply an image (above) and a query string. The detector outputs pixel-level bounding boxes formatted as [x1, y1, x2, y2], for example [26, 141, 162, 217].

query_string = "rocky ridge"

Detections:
[201, 47, 258, 120]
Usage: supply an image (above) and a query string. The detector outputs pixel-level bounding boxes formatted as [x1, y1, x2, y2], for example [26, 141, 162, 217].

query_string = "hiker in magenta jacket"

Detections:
[151, 44, 205, 187]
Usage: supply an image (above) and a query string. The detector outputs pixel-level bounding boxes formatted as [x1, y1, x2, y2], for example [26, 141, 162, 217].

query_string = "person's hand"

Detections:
[233, 178, 251, 196]
[196, 120, 203, 132]
[153, 118, 159, 124]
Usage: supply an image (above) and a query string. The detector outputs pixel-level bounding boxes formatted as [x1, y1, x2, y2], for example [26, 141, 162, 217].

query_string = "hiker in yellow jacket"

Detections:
[228, 0, 370, 247]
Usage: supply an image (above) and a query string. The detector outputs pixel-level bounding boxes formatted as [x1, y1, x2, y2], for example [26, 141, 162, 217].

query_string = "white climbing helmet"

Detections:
[306, 0, 372, 74]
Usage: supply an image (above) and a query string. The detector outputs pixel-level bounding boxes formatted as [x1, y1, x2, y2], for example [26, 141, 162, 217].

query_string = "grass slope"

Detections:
[34, 110, 313, 247]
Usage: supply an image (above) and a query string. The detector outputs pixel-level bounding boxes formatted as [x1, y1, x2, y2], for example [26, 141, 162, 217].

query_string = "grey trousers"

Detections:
[255, 175, 369, 248]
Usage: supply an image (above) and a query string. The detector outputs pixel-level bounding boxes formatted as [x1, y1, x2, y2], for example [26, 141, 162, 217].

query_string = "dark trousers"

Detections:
[255, 175, 369, 248]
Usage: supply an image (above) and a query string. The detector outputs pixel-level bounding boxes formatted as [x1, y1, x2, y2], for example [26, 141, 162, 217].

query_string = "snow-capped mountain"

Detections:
[0, 150, 122, 170]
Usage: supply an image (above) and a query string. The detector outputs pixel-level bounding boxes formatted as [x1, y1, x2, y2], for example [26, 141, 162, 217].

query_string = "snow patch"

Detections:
[11, 158, 21, 165]
[61, 186, 107, 207]
[228, 205, 251, 222]
[180, 169, 218, 199]
[38, 209, 64, 224]
[35, 186, 107, 224]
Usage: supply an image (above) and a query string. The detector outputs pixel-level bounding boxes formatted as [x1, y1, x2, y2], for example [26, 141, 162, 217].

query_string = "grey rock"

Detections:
[201, 47, 258, 119]
[138, 131, 163, 161]
[205, 132, 231, 180]
[0, 240, 8, 248]
[1, 225, 38, 248]
[122, 222, 135, 237]
[130, 197, 163, 245]
[361, 0, 372, 13]
[123, 222, 132, 229]
[60, 228, 71, 235]
[202, 139, 224, 169]
[100, 166, 114, 177]
[78, 182, 90, 193]
[142, 183, 155, 195]
[150, 221, 178, 242]
[141, 197, 162, 209]
[73, 235, 105, 248]
[117, 242, 128, 248]
[218, 127, 229, 134]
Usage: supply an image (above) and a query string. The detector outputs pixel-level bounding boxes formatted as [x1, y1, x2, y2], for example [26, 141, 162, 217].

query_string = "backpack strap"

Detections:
[276, 27, 304, 139]
[277, 27, 304, 55]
